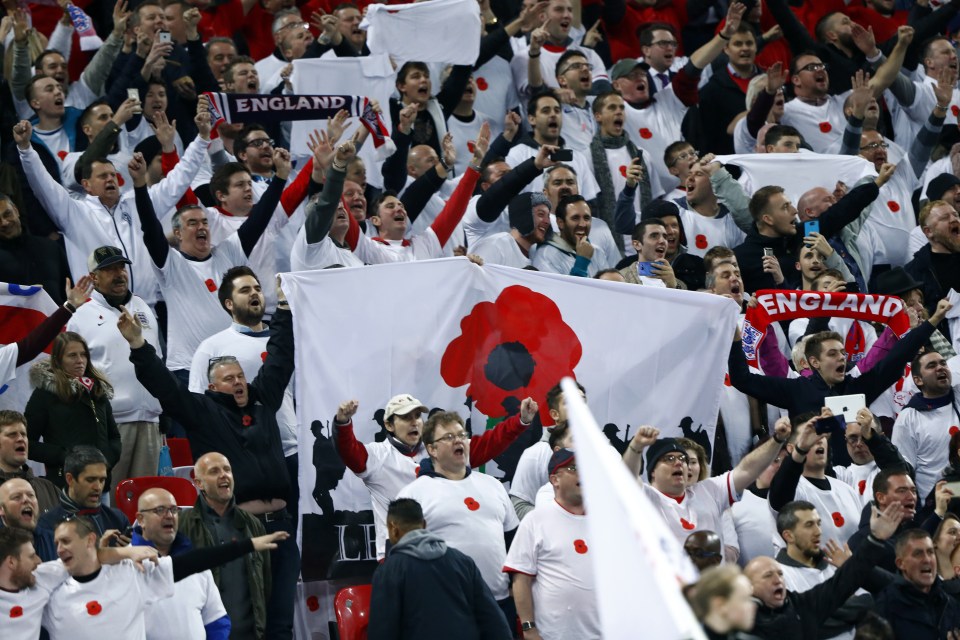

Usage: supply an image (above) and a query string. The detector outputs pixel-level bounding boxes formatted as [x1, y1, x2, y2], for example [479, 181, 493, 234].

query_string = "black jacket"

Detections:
[848, 501, 942, 573]
[875, 575, 960, 639]
[751, 536, 886, 640]
[729, 321, 935, 417]
[699, 68, 753, 155]
[368, 529, 511, 640]
[129, 308, 294, 504]
[0, 232, 70, 304]
[734, 181, 879, 294]
[904, 244, 955, 342]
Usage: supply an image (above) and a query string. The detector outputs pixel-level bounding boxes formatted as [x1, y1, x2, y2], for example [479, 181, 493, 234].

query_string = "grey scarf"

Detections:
[589, 133, 652, 252]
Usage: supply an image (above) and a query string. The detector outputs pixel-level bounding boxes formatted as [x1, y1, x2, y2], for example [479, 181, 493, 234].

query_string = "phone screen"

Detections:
[804, 220, 820, 237]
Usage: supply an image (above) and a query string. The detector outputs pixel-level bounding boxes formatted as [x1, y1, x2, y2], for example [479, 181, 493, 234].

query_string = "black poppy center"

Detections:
[484, 341, 535, 391]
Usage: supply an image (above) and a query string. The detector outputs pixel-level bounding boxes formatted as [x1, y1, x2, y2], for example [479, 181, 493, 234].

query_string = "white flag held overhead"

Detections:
[561, 377, 706, 640]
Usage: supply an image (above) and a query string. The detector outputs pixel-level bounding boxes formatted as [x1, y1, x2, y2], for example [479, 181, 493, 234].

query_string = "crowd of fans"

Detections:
[3, 0, 960, 637]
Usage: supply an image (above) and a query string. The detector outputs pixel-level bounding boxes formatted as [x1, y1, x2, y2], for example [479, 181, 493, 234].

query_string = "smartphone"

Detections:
[825, 394, 866, 424]
[122, 525, 134, 538]
[549, 149, 573, 162]
[127, 88, 142, 114]
[763, 248, 774, 258]
[636, 261, 655, 276]
[815, 414, 845, 435]
[804, 220, 820, 237]
[946, 481, 960, 496]
[158, 30, 172, 44]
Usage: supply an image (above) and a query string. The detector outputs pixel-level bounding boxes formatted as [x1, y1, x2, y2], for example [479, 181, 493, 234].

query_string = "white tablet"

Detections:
[825, 394, 866, 424]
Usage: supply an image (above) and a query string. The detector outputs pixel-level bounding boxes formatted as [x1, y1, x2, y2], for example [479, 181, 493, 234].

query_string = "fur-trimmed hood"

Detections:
[28, 358, 114, 400]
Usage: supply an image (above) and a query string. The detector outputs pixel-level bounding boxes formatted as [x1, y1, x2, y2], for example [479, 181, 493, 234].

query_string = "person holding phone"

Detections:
[617, 218, 682, 288]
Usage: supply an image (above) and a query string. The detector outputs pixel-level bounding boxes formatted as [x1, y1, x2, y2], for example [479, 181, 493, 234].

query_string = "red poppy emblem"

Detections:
[695, 234, 708, 249]
[464, 497, 480, 511]
[723, 373, 731, 387]
[619, 165, 627, 177]
[205, 278, 217, 292]
[858, 479, 866, 495]
[573, 539, 588, 554]
[950, 426, 959, 436]
[639, 128, 653, 139]
[306, 595, 320, 612]
[414, 465, 421, 476]
[440, 286, 582, 420]
[952, 105, 959, 117]
[819, 122, 832, 133]
[117, 174, 125, 186]
[887, 201, 900, 212]
[680, 518, 695, 530]
[9, 606, 23, 618]
[476, 77, 489, 91]
[831, 512, 844, 527]
[261, 351, 268, 362]
[467, 141, 476, 153]
[57, 150, 68, 161]
[86, 601, 102, 616]
[242, 415, 253, 427]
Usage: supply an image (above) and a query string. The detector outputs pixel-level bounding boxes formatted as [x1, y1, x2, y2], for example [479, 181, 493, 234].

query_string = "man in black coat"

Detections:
[728, 299, 950, 418]
[0, 193, 70, 304]
[369, 498, 511, 640]
[744, 501, 905, 640]
[118, 291, 300, 640]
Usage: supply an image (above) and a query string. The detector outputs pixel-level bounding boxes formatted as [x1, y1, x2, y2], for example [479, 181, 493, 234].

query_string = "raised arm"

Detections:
[471, 398, 538, 466]
[236, 150, 289, 256]
[731, 418, 791, 493]
[130, 154, 170, 267]
[429, 124, 490, 246]
[623, 425, 660, 480]
[764, 0, 818, 54]
[769, 414, 819, 511]
[477, 147, 555, 222]
[14, 277, 93, 366]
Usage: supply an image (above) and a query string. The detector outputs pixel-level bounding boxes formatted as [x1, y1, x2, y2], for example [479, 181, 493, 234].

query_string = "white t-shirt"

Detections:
[792, 476, 863, 546]
[473, 55, 520, 126]
[560, 101, 597, 153]
[503, 498, 600, 640]
[677, 207, 746, 258]
[354, 440, 425, 559]
[504, 143, 600, 201]
[624, 87, 689, 191]
[640, 472, 740, 547]
[144, 569, 226, 640]
[509, 441, 553, 504]
[291, 226, 365, 271]
[44, 557, 175, 640]
[863, 164, 920, 267]
[154, 236, 248, 371]
[470, 232, 533, 269]
[397, 471, 519, 600]
[0, 560, 68, 640]
[353, 229, 442, 264]
[726, 490, 778, 566]
[833, 461, 879, 507]
[510, 44, 608, 100]
[892, 396, 960, 499]
[781, 94, 849, 154]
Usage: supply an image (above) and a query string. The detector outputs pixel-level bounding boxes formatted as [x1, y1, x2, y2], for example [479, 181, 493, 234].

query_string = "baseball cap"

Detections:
[384, 394, 427, 420]
[645, 438, 687, 480]
[547, 448, 576, 475]
[610, 58, 648, 81]
[87, 246, 132, 272]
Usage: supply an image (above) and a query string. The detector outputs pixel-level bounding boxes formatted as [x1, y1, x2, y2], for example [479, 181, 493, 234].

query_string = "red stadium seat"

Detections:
[166, 437, 194, 467]
[334, 584, 372, 640]
[114, 476, 199, 524]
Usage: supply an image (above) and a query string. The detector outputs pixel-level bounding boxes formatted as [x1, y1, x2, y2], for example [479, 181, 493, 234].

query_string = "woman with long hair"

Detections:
[25, 331, 121, 488]
[935, 513, 960, 580]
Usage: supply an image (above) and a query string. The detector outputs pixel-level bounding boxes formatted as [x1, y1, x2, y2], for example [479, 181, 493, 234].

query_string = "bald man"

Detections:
[683, 530, 722, 572]
[178, 452, 270, 640]
[743, 503, 903, 640]
[133, 488, 230, 640]
[0, 478, 55, 560]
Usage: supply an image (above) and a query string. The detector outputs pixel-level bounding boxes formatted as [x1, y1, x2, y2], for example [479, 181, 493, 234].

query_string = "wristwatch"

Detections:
[521, 621, 536, 632]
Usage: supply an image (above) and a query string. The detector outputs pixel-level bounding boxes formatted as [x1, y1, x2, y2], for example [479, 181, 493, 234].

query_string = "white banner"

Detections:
[561, 377, 706, 640]
[281, 258, 738, 593]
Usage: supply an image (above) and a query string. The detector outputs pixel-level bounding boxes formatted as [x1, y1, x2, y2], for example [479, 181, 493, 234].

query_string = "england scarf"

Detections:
[203, 92, 391, 150]
[743, 290, 910, 368]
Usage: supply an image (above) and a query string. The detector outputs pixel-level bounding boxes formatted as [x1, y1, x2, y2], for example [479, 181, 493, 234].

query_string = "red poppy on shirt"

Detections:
[858, 480, 866, 495]
[950, 426, 959, 436]
[619, 165, 627, 177]
[695, 234, 708, 249]
[476, 77, 489, 91]
[887, 201, 900, 212]
[261, 351, 268, 362]
[464, 497, 480, 511]
[117, 174, 125, 186]
[723, 373, 732, 387]
[573, 539, 589, 554]
[467, 141, 476, 154]
[242, 415, 253, 427]
[86, 601, 102, 616]
[680, 517, 695, 530]
[952, 105, 959, 117]
[819, 122, 832, 133]
[205, 279, 217, 292]
[306, 595, 320, 612]
[639, 128, 653, 139]
[10, 606, 23, 618]
[57, 150, 68, 161]
[831, 512, 844, 527]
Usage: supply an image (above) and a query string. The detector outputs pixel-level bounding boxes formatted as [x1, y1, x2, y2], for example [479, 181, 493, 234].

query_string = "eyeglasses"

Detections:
[798, 62, 827, 72]
[669, 149, 698, 167]
[431, 431, 469, 445]
[651, 40, 678, 48]
[560, 62, 594, 74]
[558, 464, 577, 473]
[859, 142, 888, 151]
[845, 435, 863, 445]
[245, 138, 275, 149]
[140, 505, 180, 517]
[660, 453, 689, 465]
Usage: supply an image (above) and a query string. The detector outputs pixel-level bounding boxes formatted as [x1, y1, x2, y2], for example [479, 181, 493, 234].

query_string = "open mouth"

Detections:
[20, 505, 34, 520]
[218, 480, 230, 490]
[453, 443, 465, 457]
[558, 19, 570, 31]
[835, 364, 845, 376]
[249, 297, 261, 308]
[814, 446, 826, 456]
[246, 79, 258, 91]
[54, 98, 64, 107]
[730, 284, 741, 295]
[407, 429, 419, 440]
[14, 444, 26, 454]
[772, 586, 785, 600]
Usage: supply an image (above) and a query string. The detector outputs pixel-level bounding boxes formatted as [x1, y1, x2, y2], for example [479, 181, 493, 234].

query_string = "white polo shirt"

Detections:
[398, 470, 519, 600]
[1, 560, 68, 640]
[44, 557, 175, 640]
[503, 498, 600, 640]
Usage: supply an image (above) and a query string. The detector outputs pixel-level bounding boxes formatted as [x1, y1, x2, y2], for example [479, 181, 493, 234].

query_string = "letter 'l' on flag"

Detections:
[561, 377, 707, 640]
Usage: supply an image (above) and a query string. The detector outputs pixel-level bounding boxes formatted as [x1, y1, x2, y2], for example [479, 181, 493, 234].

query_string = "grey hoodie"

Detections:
[391, 528, 447, 560]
